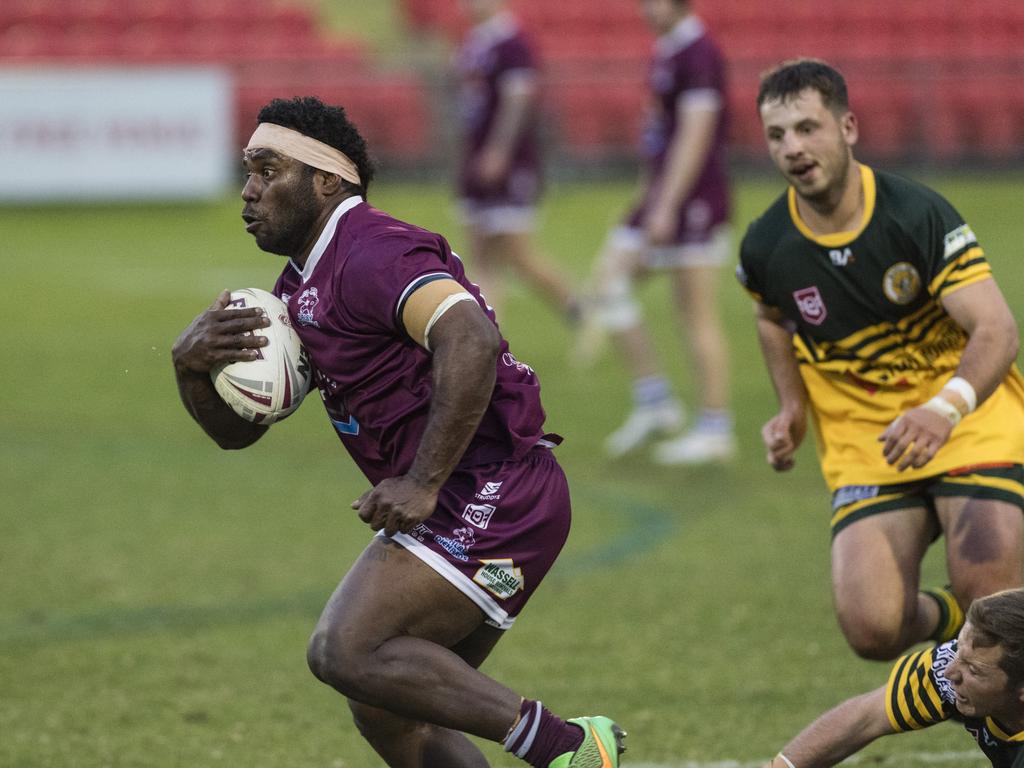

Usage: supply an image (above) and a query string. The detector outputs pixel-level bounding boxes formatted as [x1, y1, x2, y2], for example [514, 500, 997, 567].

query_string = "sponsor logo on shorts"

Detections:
[882, 262, 922, 305]
[409, 523, 433, 543]
[943, 224, 977, 260]
[462, 503, 496, 529]
[475, 481, 503, 501]
[832, 484, 880, 510]
[793, 286, 827, 325]
[435, 526, 476, 562]
[473, 559, 524, 600]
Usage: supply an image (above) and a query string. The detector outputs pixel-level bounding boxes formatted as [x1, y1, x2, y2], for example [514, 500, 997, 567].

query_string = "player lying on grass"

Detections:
[763, 588, 1024, 768]
[738, 58, 1024, 660]
[171, 95, 624, 768]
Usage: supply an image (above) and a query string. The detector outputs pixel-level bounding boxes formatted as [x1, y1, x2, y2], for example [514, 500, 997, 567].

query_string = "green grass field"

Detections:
[3, 174, 1022, 767]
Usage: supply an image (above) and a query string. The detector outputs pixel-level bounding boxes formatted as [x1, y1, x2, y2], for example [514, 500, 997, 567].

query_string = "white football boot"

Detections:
[653, 428, 736, 465]
[604, 401, 685, 458]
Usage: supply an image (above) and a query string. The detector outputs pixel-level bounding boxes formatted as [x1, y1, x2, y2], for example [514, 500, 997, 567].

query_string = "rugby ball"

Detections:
[211, 288, 312, 424]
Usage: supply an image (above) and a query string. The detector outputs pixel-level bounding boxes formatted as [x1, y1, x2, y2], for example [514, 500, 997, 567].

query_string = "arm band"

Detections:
[777, 753, 797, 768]
[922, 396, 962, 426]
[942, 376, 977, 414]
[423, 292, 476, 351]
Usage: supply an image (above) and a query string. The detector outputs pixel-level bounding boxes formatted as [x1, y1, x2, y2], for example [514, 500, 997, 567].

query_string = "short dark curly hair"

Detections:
[757, 59, 849, 114]
[256, 96, 376, 197]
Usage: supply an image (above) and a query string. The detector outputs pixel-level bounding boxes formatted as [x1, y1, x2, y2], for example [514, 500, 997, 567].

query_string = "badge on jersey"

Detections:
[793, 286, 827, 325]
[882, 262, 922, 305]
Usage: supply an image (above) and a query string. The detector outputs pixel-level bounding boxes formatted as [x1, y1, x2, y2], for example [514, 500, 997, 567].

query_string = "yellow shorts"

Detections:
[830, 463, 1024, 538]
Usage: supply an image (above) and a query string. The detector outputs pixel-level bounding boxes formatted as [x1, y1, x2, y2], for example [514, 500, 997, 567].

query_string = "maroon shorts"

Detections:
[387, 444, 571, 630]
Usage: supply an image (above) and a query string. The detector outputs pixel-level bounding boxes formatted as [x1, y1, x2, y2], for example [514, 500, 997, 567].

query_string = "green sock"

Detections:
[923, 585, 965, 643]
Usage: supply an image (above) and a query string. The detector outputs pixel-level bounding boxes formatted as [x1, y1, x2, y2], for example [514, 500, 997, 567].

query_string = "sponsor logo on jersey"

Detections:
[297, 287, 320, 327]
[475, 481, 503, 501]
[325, 401, 359, 436]
[462, 503, 496, 529]
[793, 286, 827, 325]
[832, 484, 880, 510]
[828, 247, 855, 266]
[502, 352, 534, 375]
[932, 640, 958, 704]
[735, 264, 749, 287]
[943, 224, 977, 260]
[883, 262, 922, 305]
[330, 414, 360, 436]
[435, 527, 476, 562]
[473, 559, 524, 599]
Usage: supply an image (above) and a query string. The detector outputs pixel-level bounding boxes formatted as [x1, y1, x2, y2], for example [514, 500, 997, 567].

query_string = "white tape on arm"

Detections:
[777, 753, 797, 768]
[922, 395, 963, 426]
[423, 292, 477, 351]
[942, 376, 977, 414]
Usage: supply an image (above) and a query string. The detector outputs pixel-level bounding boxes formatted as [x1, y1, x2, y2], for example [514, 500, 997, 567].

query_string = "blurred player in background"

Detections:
[455, 0, 579, 322]
[583, 0, 734, 464]
[738, 59, 1024, 660]
[761, 588, 1024, 768]
[171, 96, 624, 768]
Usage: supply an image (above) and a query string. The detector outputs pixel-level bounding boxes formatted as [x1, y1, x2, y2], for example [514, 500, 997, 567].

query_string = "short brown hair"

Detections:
[757, 58, 849, 113]
[967, 588, 1024, 689]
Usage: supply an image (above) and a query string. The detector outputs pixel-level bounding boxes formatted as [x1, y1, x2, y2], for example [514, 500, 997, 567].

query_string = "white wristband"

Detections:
[777, 753, 797, 768]
[942, 376, 977, 414]
[922, 395, 962, 426]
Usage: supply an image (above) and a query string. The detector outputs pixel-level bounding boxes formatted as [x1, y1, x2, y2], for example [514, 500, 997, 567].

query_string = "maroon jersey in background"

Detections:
[272, 196, 549, 486]
[631, 14, 730, 235]
[454, 11, 541, 206]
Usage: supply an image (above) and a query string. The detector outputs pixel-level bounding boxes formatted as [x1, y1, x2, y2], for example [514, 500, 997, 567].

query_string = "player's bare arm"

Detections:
[475, 73, 536, 186]
[762, 687, 895, 768]
[171, 290, 270, 449]
[755, 301, 809, 471]
[353, 289, 500, 536]
[645, 100, 719, 246]
[880, 278, 1020, 471]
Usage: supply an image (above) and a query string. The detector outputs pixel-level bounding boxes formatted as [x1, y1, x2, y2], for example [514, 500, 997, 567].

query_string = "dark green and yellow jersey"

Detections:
[886, 641, 1024, 768]
[738, 164, 1024, 490]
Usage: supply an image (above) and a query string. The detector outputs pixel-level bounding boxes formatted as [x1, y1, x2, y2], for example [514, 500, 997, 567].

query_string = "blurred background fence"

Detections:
[1, 0, 1022, 199]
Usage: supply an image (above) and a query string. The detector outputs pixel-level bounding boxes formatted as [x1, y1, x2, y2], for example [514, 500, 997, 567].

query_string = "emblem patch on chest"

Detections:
[882, 262, 922, 305]
[793, 286, 827, 325]
[296, 287, 320, 327]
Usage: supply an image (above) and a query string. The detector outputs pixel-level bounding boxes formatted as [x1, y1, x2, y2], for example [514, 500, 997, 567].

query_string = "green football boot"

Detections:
[548, 716, 626, 768]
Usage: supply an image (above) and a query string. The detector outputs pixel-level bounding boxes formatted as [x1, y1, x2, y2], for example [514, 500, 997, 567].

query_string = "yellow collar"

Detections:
[788, 163, 876, 248]
[986, 716, 1024, 742]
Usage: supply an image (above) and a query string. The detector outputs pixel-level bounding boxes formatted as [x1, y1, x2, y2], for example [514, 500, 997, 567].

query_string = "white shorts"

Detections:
[610, 224, 732, 269]
[459, 200, 537, 236]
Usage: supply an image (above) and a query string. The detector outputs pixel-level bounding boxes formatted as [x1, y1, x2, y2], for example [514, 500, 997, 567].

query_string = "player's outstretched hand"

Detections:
[879, 407, 954, 471]
[352, 476, 440, 537]
[761, 409, 806, 472]
[172, 290, 271, 374]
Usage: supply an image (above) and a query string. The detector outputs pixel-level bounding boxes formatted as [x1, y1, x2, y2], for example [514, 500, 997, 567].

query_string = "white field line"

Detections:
[626, 751, 983, 768]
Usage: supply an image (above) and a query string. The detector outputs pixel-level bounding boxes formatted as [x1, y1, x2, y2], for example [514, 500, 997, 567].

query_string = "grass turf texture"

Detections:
[4, 175, 1021, 767]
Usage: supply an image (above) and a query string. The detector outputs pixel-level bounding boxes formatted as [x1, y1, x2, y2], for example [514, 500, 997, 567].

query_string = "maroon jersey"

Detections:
[272, 196, 549, 485]
[638, 14, 730, 226]
[454, 11, 541, 205]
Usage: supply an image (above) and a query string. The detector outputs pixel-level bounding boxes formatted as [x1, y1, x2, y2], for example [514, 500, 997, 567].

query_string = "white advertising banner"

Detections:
[0, 68, 233, 201]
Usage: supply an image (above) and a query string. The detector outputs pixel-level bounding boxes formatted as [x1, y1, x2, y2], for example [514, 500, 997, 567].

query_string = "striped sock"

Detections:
[503, 699, 583, 767]
[923, 585, 965, 643]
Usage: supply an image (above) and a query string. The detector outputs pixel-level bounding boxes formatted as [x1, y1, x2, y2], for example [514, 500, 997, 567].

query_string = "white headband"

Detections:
[246, 122, 362, 186]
